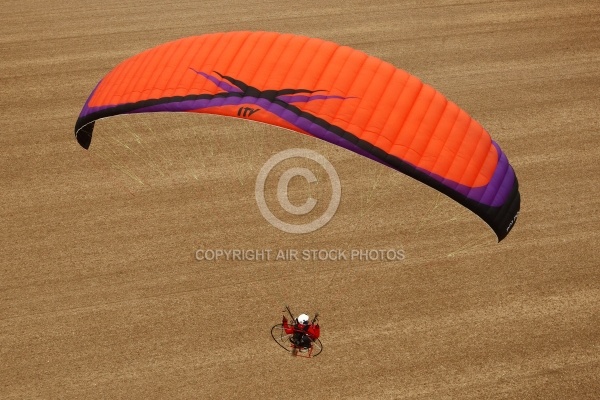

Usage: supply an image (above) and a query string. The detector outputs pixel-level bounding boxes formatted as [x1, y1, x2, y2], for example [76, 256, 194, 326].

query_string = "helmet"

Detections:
[297, 314, 309, 324]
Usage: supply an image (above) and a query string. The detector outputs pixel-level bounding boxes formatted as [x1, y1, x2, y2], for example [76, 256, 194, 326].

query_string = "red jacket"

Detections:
[283, 317, 320, 340]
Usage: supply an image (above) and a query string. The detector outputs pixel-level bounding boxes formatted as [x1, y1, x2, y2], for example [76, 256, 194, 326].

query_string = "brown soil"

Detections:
[1, 0, 599, 398]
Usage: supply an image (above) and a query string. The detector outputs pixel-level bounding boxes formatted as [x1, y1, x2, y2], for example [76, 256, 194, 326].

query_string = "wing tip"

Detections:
[75, 120, 94, 149]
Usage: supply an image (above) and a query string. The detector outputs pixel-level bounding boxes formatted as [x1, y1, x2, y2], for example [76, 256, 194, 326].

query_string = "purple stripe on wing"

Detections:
[278, 94, 350, 103]
[191, 69, 243, 93]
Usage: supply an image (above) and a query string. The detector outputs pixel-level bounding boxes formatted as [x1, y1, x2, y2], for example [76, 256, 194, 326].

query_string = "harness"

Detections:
[292, 323, 311, 346]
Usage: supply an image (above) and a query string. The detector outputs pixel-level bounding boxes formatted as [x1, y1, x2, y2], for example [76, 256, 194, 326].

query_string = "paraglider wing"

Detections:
[74, 31, 520, 240]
